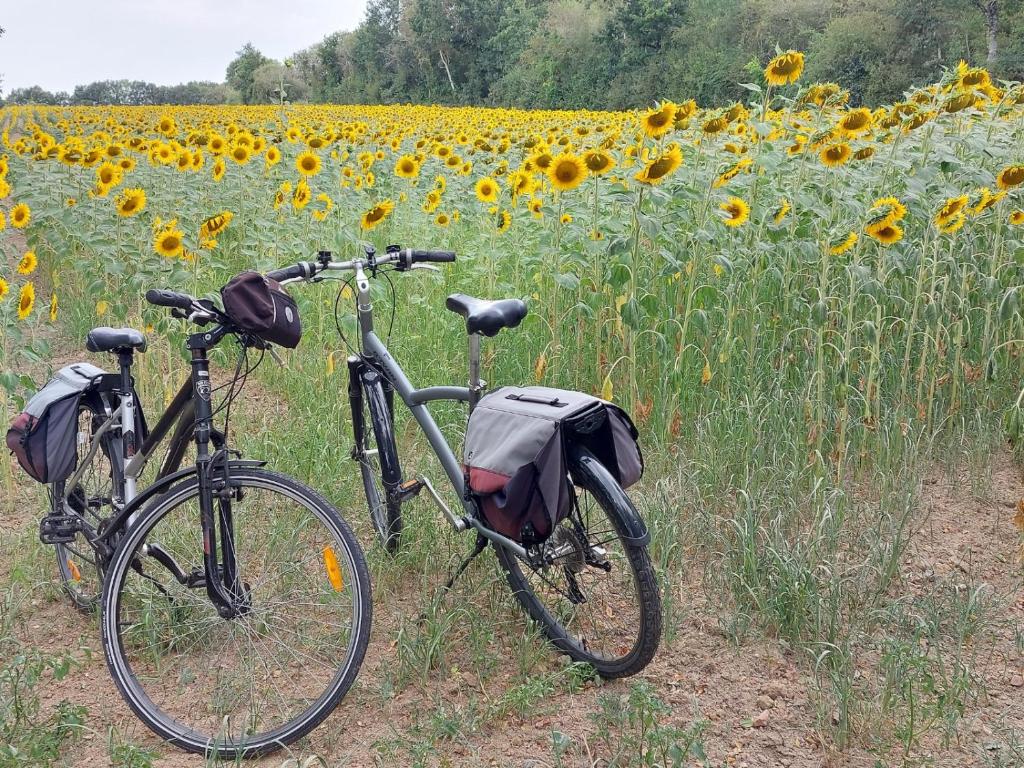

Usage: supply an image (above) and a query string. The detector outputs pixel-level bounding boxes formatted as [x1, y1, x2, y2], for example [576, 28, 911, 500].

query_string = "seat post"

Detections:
[468, 333, 484, 412]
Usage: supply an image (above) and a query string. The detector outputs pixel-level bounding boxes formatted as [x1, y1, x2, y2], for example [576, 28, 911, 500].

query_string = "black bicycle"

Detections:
[42, 292, 372, 757]
[270, 246, 662, 677]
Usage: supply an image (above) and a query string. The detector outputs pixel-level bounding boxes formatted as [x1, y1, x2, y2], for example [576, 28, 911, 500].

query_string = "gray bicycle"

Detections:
[269, 245, 662, 677]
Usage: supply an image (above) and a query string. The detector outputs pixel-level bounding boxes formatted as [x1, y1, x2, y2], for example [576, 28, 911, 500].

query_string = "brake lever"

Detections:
[410, 264, 441, 273]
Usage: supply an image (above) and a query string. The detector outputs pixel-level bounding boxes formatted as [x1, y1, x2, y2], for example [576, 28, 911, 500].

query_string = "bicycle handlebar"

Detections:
[266, 246, 457, 284]
[145, 288, 195, 311]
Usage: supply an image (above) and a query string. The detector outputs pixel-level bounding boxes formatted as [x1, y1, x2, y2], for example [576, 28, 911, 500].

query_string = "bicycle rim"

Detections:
[496, 469, 659, 672]
[102, 469, 370, 756]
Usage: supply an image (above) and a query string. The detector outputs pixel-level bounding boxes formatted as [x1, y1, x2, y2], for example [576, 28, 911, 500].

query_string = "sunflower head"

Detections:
[719, 196, 750, 227]
[764, 50, 805, 86]
[17, 250, 38, 275]
[829, 232, 858, 255]
[640, 102, 677, 139]
[11, 203, 31, 228]
[996, 165, 1024, 190]
[546, 153, 588, 192]
[819, 143, 851, 168]
[17, 282, 35, 320]
[360, 199, 395, 231]
[296, 150, 322, 177]
[153, 226, 185, 259]
[866, 220, 903, 245]
[475, 176, 500, 203]
[394, 154, 420, 178]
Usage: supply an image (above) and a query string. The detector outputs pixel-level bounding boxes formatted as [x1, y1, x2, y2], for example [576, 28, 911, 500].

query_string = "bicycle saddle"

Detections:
[86, 327, 148, 353]
[445, 294, 528, 337]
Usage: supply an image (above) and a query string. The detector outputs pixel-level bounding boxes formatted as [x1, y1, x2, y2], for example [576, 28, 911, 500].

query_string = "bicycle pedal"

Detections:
[397, 478, 425, 502]
[39, 515, 81, 545]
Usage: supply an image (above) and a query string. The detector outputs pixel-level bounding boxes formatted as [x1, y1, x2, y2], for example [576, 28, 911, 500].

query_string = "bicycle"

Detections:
[268, 245, 662, 678]
[40, 295, 372, 757]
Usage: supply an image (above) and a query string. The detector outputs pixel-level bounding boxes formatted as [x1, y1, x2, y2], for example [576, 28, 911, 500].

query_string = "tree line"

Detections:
[4, 0, 1024, 109]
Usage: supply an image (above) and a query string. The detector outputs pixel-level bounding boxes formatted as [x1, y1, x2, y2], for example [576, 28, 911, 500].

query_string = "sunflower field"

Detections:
[2, 53, 1024, 761]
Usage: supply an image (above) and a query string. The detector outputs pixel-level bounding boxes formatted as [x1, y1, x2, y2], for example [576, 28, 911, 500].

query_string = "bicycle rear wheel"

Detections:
[100, 467, 372, 758]
[494, 448, 662, 678]
[51, 402, 118, 611]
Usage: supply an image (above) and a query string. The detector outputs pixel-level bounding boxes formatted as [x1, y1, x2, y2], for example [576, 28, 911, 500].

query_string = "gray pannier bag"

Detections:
[5, 363, 105, 484]
[464, 385, 643, 545]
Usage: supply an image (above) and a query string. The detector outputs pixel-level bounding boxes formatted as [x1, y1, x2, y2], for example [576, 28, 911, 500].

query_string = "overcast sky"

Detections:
[0, 0, 369, 94]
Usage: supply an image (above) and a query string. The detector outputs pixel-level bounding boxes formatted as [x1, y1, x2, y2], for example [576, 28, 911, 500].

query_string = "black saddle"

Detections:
[86, 327, 147, 354]
[445, 294, 528, 337]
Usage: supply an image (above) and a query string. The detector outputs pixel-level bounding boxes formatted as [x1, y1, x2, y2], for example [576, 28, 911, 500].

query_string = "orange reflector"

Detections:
[323, 546, 344, 592]
[67, 559, 82, 582]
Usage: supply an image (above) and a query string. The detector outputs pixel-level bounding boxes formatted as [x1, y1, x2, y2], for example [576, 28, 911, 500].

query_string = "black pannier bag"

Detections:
[221, 271, 302, 349]
[6, 363, 106, 484]
[464, 386, 643, 545]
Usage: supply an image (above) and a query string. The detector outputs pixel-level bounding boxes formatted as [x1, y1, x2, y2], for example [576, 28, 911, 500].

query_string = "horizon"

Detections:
[0, 0, 368, 94]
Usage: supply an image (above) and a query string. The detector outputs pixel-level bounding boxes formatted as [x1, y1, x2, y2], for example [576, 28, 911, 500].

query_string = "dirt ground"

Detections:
[2, 434, 1022, 767]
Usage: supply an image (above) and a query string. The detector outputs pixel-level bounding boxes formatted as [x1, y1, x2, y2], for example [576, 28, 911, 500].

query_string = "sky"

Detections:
[0, 0, 369, 94]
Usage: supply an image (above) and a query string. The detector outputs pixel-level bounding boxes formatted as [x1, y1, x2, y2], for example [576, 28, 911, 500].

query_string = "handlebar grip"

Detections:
[145, 288, 194, 310]
[266, 261, 315, 282]
[410, 249, 456, 263]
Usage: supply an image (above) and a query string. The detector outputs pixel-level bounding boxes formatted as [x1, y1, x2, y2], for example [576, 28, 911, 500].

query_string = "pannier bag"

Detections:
[464, 386, 643, 545]
[6, 363, 106, 484]
[221, 271, 302, 349]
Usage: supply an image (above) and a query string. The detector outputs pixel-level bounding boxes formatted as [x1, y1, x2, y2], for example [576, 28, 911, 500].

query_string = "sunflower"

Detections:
[10, 203, 31, 228]
[508, 170, 535, 200]
[854, 147, 875, 161]
[17, 282, 34, 320]
[713, 156, 752, 188]
[819, 143, 851, 167]
[702, 116, 729, 135]
[475, 177, 500, 203]
[265, 146, 281, 169]
[871, 196, 907, 223]
[970, 187, 1005, 215]
[0, 277, 7, 299]
[772, 199, 791, 224]
[435, 212, 450, 227]
[296, 150, 322, 177]
[293, 180, 312, 210]
[153, 225, 185, 258]
[764, 50, 805, 86]
[394, 154, 420, 178]
[719, 196, 750, 227]
[0, 211, 5, 231]
[938, 212, 966, 234]
[274, 181, 292, 210]
[115, 188, 146, 217]
[943, 92, 978, 114]
[634, 143, 683, 186]
[583, 149, 615, 174]
[547, 153, 588, 192]
[212, 158, 226, 182]
[312, 193, 334, 222]
[640, 102, 677, 139]
[95, 162, 123, 188]
[495, 209, 512, 233]
[829, 232, 858, 255]
[360, 199, 395, 231]
[1010, 210, 1024, 226]
[49, 293, 58, 322]
[17, 250, 37, 275]
[935, 195, 968, 227]
[957, 63, 991, 91]
[838, 108, 873, 136]
[866, 220, 903, 245]
[996, 165, 1024, 190]
[200, 211, 233, 239]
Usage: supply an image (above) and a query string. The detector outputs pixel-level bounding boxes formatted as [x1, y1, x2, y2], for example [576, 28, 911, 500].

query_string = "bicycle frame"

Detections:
[59, 326, 250, 616]
[347, 261, 531, 558]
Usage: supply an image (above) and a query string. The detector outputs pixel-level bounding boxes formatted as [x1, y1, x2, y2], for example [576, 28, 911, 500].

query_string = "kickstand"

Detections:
[418, 534, 488, 624]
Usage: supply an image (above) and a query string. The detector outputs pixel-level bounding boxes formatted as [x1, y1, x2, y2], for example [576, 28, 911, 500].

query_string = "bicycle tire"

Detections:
[100, 467, 373, 758]
[355, 373, 403, 553]
[51, 401, 119, 612]
[494, 448, 662, 678]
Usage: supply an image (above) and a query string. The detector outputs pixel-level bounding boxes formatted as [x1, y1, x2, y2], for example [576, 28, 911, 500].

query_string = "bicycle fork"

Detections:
[188, 340, 249, 618]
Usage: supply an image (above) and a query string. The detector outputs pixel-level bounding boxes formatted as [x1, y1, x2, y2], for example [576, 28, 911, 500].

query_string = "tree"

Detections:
[226, 43, 270, 104]
[971, 0, 999, 65]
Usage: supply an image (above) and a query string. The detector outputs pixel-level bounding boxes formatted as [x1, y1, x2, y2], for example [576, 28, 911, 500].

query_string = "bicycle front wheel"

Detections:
[494, 448, 662, 678]
[100, 467, 372, 758]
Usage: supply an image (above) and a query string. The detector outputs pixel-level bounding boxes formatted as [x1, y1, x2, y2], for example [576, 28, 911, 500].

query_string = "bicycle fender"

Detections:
[101, 460, 267, 541]
[568, 446, 650, 546]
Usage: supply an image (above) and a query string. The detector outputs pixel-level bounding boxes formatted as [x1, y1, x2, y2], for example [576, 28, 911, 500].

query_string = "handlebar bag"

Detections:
[6, 363, 105, 484]
[221, 271, 302, 349]
[464, 386, 643, 546]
